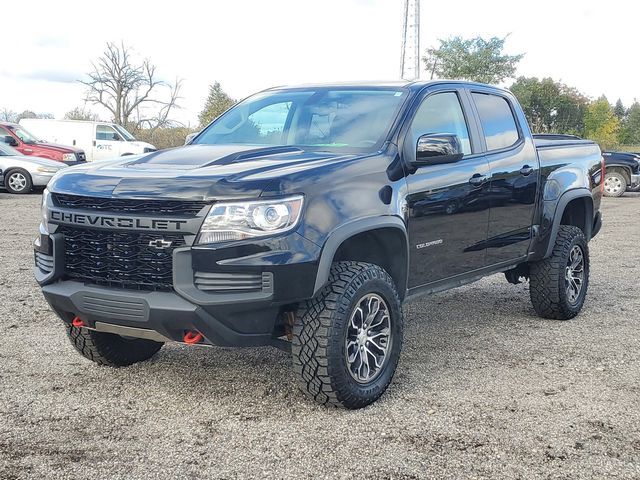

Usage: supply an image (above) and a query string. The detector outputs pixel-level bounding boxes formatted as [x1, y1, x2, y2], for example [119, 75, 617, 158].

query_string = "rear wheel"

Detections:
[4, 169, 32, 194]
[529, 225, 589, 320]
[292, 261, 403, 409]
[603, 171, 627, 197]
[66, 324, 163, 367]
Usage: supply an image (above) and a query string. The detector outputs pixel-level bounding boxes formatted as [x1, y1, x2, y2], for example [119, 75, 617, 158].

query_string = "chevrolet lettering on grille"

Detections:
[49, 210, 189, 231]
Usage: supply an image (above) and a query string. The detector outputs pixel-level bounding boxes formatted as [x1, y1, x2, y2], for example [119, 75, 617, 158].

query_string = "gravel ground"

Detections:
[1, 192, 639, 480]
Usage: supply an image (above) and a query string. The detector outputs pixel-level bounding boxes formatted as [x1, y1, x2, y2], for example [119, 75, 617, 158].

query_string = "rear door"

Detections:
[404, 87, 492, 288]
[468, 89, 539, 264]
[94, 124, 124, 161]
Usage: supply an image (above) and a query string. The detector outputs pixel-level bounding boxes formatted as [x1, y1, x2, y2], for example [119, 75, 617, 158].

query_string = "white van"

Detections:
[19, 119, 156, 162]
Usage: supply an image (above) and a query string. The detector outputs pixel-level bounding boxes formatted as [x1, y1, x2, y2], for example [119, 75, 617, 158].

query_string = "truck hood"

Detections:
[48, 144, 358, 200]
[32, 142, 83, 153]
[129, 140, 155, 150]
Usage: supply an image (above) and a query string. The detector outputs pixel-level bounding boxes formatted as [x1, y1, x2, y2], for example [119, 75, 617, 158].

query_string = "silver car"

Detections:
[0, 143, 67, 194]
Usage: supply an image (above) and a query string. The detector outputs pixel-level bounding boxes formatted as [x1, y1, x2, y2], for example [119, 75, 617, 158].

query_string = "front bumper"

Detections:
[41, 280, 281, 346]
[36, 229, 321, 347]
[31, 173, 58, 187]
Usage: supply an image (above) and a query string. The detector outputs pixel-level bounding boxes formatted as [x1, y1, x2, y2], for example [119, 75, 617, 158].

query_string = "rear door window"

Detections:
[472, 93, 520, 151]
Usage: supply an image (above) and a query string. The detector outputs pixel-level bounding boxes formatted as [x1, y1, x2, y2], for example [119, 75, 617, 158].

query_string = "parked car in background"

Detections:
[601, 151, 640, 197]
[0, 122, 86, 165]
[0, 143, 67, 193]
[20, 119, 157, 162]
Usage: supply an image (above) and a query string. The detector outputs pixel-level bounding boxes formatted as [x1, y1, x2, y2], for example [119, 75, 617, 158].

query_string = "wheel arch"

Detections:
[4, 167, 32, 191]
[544, 189, 594, 258]
[606, 165, 631, 184]
[313, 217, 409, 300]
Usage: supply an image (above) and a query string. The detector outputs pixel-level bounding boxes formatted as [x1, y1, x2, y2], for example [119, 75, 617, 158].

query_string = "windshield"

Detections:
[193, 87, 407, 154]
[0, 143, 20, 156]
[8, 125, 41, 144]
[113, 124, 136, 141]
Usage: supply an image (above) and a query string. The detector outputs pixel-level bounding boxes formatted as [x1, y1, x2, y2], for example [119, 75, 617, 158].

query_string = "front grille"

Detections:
[52, 194, 209, 216]
[60, 226, 185, 291]
[76, 151, 87, 162]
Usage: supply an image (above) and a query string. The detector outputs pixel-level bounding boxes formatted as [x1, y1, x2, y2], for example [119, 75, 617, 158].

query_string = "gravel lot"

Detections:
[1, 192, 639, 479]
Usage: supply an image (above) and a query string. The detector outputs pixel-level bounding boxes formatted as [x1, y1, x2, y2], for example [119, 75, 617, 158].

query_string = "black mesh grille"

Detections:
[52, 194, 208, 216]
[60, 227, 185, 291]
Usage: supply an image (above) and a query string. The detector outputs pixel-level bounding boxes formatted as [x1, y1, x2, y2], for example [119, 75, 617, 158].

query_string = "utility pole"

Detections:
[400, 0, 420, 81]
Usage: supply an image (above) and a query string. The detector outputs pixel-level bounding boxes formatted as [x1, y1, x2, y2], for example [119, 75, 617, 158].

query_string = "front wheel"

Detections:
[603, 171, 627, 197]
[529, 225, 589, 320]
[66, 324, 163, 367]
[5, 169, 32, 194]
[292, 261, 403, 409]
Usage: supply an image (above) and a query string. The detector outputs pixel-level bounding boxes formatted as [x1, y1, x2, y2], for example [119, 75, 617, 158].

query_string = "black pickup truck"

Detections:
[34, 81, 603, 409]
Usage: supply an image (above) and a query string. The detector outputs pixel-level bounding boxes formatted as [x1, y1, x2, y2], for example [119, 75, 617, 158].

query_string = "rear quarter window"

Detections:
[472, 93, 520, 151]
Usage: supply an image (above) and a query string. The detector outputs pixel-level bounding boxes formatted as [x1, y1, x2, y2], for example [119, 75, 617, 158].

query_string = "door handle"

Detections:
[23, 148, 33, 154]
[469, 174, 488, 187]
[520, 165, 534, 176]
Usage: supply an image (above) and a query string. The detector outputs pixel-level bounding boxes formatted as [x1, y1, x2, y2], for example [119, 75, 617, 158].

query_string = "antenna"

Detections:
[400, 0, 421, 81]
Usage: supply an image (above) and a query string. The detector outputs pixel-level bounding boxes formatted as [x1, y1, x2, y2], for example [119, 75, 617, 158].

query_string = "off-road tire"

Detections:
[66, 325, 163, 367]
[603, 171, 627, 197]
[4, 168, 32, 194]
[529, 225, 589, 320]
[292, 261, 403, 409]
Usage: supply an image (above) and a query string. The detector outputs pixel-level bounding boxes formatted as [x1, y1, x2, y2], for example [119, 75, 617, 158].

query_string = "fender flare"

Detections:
[312, 216, 409, 295]
[545, 188, 594, 258]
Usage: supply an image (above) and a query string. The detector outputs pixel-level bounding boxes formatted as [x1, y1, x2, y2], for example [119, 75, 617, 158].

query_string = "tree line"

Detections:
[423, 36, 636, 150]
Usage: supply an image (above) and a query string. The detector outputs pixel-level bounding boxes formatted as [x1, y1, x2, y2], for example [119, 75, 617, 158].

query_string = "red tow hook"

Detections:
[183, 330, 204, 345]
[71, 316, 85, 328]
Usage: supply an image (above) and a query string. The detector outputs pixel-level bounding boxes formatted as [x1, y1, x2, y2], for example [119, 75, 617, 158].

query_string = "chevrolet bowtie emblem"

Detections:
[149, 239, 173, 249]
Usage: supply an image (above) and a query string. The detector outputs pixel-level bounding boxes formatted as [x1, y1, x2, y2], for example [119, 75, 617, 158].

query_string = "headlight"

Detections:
[36, 166, 60, 174]
[197, 195, 304, 244]
[62, 153, 76, 162]
[41, 188, 51, 234]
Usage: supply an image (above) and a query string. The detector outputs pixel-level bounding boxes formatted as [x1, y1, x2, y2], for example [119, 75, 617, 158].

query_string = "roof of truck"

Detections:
[265, 80, 509, 93]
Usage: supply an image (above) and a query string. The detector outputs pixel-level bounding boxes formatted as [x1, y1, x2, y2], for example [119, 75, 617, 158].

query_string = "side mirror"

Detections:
[185, 132, 200, 145]
[3, 135, 18, 147]
[415, 133, 463, 165]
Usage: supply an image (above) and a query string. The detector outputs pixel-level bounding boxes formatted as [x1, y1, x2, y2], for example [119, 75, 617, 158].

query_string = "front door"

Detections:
[404, 89, 491, 288]
[94, 124, 123, 161]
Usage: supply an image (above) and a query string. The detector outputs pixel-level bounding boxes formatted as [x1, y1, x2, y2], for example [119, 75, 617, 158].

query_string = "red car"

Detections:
[0, 122, 86, 165]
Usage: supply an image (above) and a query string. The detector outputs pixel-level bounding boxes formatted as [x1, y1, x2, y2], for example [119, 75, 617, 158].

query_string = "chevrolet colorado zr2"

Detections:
[34, 81, 603, 409]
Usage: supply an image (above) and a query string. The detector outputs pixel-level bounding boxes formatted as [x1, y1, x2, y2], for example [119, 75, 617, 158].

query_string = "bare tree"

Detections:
[1, 108, 18, 122]
[81, 42, 182, 130]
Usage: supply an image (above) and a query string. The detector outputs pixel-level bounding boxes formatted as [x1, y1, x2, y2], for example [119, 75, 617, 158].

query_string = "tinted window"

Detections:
[472, 93, 519, 150]
[409, 92, 472, 155]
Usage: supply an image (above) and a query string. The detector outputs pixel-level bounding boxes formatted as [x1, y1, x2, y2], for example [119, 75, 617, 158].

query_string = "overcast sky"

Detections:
[0, 0, 636, 126]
